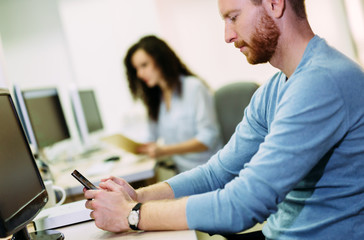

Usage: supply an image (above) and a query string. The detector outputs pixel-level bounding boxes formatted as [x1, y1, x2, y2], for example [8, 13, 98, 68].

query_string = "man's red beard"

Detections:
[235, 9, 280, 65]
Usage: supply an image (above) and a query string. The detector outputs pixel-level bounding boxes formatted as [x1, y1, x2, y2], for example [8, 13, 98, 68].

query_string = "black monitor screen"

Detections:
[22, 88, 70, 149]
[0, 89, 58, 239]
[0, 94, 44, 221]
[79, 90, 103, 133]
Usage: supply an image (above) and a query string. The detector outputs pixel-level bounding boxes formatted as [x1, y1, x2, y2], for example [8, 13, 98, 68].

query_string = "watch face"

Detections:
[128, 211, 139, 225]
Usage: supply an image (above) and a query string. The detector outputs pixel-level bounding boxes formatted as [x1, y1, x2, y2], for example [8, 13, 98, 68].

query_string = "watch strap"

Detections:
[129, 202, 142, 230]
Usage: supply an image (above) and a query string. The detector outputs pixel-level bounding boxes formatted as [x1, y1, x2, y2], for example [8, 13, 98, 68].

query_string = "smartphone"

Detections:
[71, 169, 97, 190]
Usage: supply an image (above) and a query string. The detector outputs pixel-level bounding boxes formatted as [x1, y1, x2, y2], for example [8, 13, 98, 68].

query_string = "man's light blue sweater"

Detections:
[167, 36, 364, 239]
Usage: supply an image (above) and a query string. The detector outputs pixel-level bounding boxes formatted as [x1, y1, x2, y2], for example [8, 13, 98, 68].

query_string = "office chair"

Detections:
[215, 81, 259, 144]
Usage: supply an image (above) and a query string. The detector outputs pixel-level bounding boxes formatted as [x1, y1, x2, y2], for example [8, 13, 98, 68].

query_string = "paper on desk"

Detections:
[101, 134, 142, 154]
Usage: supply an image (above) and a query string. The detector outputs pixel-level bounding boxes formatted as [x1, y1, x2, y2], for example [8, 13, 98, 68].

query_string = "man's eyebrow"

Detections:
[221, 9, 240, 19]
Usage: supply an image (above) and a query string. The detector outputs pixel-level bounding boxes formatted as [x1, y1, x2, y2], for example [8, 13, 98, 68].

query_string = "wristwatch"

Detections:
[127, 202, 142, 230]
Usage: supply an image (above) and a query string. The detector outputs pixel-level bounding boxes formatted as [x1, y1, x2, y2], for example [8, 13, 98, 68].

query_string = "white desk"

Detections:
[50, 148, 156, 196]
[0, 221, 197, 240]
[56, 221, 197, 240]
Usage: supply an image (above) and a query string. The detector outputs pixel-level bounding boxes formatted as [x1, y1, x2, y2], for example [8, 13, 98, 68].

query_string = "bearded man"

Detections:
[84, 1, 364, 239]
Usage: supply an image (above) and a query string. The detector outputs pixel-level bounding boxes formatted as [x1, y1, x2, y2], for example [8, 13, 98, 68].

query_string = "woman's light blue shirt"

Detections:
[147, 76, 223, 172]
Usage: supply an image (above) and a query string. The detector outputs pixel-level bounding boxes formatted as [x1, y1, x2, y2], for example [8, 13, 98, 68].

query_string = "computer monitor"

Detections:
[21, 88, 71, 150]
[0, 89, 64, 239]
[12, 84, 37, 150]
[70, 88, 104, 150]
[79, 90, 103, 134]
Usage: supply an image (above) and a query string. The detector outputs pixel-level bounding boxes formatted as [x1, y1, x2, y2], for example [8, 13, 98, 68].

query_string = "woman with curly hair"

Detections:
[124, 35, 222, 173]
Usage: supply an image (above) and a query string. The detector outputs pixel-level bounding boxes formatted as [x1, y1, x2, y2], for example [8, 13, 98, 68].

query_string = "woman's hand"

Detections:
[137, 142, 163, 158]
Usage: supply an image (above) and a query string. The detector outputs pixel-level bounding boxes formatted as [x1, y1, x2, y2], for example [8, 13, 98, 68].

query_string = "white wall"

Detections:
[0, 0, 82, 156]
[154, 0, 277, 89]
[306, 0, 356, 60]
[0, 36, 10, 89]
[344, 0, 364, 65]
[154, 0, 358, 90]
[0, 0, 74, 89]
[0, 0, 361, 144]
[58, 0, 162, 139]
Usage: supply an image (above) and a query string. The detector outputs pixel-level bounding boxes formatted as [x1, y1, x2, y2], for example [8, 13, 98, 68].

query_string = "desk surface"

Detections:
[50, 147, 156, 196]
[56, 221, 197, 240]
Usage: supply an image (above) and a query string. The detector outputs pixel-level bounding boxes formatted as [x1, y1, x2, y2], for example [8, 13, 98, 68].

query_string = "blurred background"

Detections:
[0, 0, 363, 145]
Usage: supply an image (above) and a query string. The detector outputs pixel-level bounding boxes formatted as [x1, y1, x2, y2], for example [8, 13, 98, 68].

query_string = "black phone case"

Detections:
[71, 170, 97, 190]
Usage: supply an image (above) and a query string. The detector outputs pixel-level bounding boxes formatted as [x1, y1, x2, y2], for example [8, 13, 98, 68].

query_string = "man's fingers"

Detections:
[85, 199, 91, 209]
[90, 210, 95, 219]
[84, 189, 97, 200]
[110, 176, 128, 186]
[101, 179, 124, 192]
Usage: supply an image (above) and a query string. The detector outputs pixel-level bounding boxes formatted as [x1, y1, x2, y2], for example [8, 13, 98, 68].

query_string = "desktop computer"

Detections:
[0, 88, 64, 239]
[70, 87, 105, 156]
[13, 85, 73, 163]
[69, 86, 126, 169]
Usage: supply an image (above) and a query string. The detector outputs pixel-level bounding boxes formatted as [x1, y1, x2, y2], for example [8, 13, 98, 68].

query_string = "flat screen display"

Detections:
[0, 93, 44, 222]
[22, 88, 70, 149]
[79, 90, 103, 133]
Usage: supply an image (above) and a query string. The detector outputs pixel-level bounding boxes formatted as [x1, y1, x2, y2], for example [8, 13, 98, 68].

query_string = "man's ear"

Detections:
[264, 0, 285, 18]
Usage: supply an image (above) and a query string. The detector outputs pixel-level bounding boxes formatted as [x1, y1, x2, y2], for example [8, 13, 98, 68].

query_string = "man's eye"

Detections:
[229, 15, 237, 22]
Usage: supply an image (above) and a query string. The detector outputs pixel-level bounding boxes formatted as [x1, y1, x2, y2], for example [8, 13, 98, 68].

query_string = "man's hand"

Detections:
[84, 178, 187, 232]
[98, 176, 175, 203]
[99, 176, 138, 201]
[85, 189, 136, 232]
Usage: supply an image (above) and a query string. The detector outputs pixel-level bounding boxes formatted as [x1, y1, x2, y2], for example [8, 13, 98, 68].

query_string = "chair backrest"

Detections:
[215, 81, 259, 144]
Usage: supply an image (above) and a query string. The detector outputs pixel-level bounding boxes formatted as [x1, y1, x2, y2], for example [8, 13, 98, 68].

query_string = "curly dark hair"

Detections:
[124, 35, 196, 121]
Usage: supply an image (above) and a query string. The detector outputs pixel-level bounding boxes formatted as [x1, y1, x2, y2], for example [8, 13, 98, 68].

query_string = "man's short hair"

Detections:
[251, 0, 307, 19]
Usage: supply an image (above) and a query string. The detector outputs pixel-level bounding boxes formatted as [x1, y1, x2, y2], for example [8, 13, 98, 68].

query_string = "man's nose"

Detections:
[225, 23, 237, 43]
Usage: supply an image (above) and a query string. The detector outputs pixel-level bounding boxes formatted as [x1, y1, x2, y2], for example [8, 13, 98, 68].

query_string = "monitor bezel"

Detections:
[12, 84, 39, 153]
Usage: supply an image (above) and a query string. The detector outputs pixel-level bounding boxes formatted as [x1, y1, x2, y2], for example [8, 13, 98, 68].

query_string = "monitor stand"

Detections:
[11, 227, 64, 240]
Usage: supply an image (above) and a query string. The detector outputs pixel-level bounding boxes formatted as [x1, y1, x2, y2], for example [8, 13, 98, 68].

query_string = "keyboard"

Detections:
[33, 200, 92, 231]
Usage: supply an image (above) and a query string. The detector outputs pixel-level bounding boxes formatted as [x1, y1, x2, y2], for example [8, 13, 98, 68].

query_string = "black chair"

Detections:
[215, 81, 259, 144]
